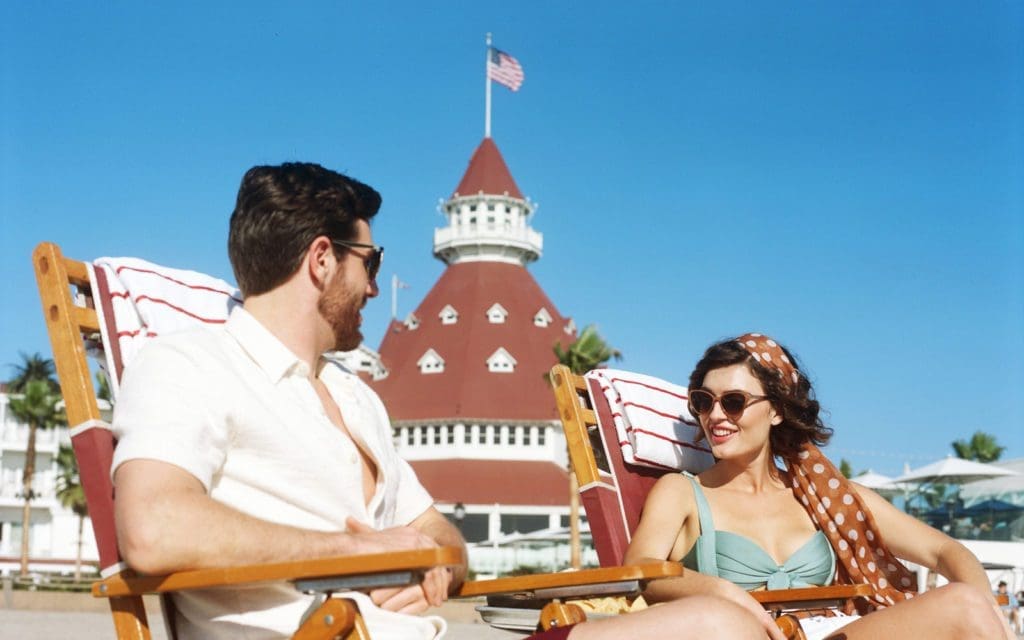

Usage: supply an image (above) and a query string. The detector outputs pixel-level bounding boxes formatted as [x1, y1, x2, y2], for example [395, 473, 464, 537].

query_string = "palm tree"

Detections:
[552, 325, 622, 376]
[8, 379, 65, 577]
[56, 445, 89, 581]
[7, 352, 58, 392]
[952, 431, 1005, 463]
[552, 324, 621, 569]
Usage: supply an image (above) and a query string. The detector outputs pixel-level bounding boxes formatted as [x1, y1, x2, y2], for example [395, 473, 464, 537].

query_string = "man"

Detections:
[112, 162, 765, 640]
[112, 163, 464, 638]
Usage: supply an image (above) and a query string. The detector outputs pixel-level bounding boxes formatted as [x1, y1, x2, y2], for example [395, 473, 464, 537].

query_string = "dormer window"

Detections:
[534, 307, 553, 328]
[486, 303, 508, 324]
[417, 349, 445, 374]
[439, 305, 459, 325]
[564, 318, 577, 335]
[404, 313, 420, 330]
[486, 347, 517, 373]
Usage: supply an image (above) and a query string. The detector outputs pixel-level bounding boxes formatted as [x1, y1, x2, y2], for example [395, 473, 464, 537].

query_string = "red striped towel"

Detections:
[91, 258, 242, 395]
[585, 369, 714, 473]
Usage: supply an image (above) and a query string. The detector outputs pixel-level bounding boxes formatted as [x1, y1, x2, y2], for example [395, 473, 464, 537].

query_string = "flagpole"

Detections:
[484, 32, 492, 138]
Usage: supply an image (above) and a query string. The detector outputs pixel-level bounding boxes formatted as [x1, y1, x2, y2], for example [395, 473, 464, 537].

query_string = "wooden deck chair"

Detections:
[32, 241, 468, 640]
[32, 241, 682, 639]
[550, 364, 873, 639]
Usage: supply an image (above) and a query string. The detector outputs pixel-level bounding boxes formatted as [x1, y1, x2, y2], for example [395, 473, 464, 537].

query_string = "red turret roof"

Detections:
[452, 138, 524, 199]
[370, 262, 573, 421]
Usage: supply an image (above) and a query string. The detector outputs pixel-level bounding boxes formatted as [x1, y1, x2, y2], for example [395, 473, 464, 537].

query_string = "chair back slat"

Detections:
[33, 242, 154, 638]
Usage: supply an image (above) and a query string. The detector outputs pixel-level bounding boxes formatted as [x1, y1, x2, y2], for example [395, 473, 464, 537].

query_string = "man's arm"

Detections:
[115, 459, 439, 574]
[409, 506, 468, 589]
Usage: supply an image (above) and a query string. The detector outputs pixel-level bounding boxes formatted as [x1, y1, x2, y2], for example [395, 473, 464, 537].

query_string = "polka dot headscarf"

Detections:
[735, 333, 917, 609]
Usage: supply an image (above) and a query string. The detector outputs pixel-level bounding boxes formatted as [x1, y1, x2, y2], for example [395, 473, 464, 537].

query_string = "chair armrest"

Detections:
[93, 546, 464, 598]
[753, 584, 872, 613]
[457, 561, 683, 601]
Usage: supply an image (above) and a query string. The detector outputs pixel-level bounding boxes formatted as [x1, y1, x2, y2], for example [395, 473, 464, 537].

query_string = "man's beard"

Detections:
[317, 278, 363, 352]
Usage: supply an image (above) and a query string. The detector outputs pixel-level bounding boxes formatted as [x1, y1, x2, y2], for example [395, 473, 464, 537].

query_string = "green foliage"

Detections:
[7, 352, 58, 392]
[8, 379, 65, 432]
[951, 431, 1005, 463]
[839, 458, 854, 479]
[552, 324, 622, 375]
[95, 370, 112, 403]
[56, 446, 88, 518]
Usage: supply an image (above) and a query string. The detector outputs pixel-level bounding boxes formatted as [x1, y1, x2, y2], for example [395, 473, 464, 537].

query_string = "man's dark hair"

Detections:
[228, 162, 381, 296]
[688, 338, 833, 464]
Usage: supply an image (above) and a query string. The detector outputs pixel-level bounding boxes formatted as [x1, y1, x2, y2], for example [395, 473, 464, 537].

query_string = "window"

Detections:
[538, 426, 547, 446]
[417, 348, 445, 374]
[469, 204, 477, 212]
[486, 303, 508, 324]
[487, 203, 495, 212]
[446, 512, 490, 544]
[447, 427, 457, 445]
[404, 313, 419, 330]
[486, 347, 517, 373]
[405, 428, 414, 446]
[439, 305, 458, 325]
[433, 427, 443, 445]
[534, 308, 553, 328]
[501, 514, 548, 535]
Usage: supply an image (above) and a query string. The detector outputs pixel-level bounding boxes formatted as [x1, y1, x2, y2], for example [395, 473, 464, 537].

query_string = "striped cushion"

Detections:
[91, 257, 241, 395]
[585, 369, 714, 473]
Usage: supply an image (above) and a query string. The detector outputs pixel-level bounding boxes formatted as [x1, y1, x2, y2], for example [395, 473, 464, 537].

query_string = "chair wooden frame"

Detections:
[34, 241, 471, 640]
[33, 241, 686, 639]
[550, 364, 872, 638]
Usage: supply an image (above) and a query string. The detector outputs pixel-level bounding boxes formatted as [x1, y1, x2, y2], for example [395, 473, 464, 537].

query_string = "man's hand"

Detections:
[345, 517, 453, 613]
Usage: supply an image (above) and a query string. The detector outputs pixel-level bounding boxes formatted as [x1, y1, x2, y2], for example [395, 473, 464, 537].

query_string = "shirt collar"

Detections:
[225, 306, 309, 383]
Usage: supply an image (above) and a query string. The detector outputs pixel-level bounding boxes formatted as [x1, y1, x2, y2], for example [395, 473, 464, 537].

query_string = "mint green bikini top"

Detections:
[680, 473, 836, 591]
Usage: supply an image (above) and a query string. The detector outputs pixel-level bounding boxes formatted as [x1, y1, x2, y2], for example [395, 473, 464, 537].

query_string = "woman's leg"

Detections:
[828, 583, 1011, 640]
[567, 595, 764, 640]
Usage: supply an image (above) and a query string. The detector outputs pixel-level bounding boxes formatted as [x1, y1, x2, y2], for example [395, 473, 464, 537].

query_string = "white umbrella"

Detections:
[850, 470, 914, 497]
[892, 456, 1020, 485]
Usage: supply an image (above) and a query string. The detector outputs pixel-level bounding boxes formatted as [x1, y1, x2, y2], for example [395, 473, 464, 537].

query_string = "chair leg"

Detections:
[538, 602, 587, 632]
[775, 614, 807, 640]
[292, 597, 359, 640]
[109, 596, 152, 640]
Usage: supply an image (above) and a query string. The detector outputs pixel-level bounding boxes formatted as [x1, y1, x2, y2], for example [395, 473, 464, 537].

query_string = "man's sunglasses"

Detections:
[332, 240, 384, 280]
[688, 389, 769, 422]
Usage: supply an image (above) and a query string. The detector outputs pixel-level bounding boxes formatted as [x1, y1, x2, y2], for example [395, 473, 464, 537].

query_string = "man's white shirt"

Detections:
[112, 306, 438, 639]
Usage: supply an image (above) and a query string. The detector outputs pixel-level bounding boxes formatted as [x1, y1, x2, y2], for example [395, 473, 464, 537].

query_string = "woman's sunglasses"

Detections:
[688, 389, 769, 422]
[332, 240, 384, 281]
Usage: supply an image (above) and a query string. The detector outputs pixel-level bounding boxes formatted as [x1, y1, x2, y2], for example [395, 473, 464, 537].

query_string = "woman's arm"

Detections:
[851, 484, 991, 594]
[852, 484, 1015, 639]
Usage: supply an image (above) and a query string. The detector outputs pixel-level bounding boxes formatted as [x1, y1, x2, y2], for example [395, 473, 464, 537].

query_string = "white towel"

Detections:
[585, 369, 714, 473]
[90, 257, 241, 395]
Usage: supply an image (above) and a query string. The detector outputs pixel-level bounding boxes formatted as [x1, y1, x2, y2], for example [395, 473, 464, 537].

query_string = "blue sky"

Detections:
[2, 2, 1021, 476]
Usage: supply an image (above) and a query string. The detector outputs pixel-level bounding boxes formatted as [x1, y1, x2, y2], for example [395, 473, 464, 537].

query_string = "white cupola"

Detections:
[433, 138, 543, 266]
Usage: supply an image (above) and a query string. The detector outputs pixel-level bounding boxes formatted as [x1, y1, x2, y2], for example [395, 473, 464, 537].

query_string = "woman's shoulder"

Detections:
[648, 471, 699, 506]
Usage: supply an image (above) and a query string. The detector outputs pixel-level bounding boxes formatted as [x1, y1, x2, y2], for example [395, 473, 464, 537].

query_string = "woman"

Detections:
[624, 333, 1013, 640]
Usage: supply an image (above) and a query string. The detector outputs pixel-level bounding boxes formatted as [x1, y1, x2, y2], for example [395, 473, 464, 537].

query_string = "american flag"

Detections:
[487, 48, 524, 92]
